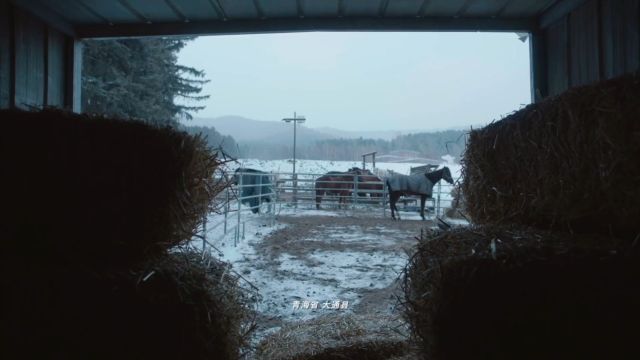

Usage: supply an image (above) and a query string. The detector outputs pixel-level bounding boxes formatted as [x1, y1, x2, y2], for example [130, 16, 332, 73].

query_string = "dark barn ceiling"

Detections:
[11, 0, 586, 38]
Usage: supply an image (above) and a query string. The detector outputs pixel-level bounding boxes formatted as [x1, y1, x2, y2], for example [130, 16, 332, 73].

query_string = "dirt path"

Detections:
[246, 215, 433, 338]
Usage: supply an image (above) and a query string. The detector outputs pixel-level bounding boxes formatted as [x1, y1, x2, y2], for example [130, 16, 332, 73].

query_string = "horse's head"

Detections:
[442, 166, 454, 185]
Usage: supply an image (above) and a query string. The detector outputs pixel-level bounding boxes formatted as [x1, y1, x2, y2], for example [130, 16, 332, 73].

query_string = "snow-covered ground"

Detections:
[200, 212, 423, 341]
[198, 157, 467, 343]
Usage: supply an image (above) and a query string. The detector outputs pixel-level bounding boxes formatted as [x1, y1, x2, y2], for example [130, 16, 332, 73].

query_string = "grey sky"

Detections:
[178, 32, 531, 132]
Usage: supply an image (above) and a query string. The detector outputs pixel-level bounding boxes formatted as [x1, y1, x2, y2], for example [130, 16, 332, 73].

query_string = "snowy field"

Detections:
[233, 155, 461, 179]
[197, 157, 467, 344]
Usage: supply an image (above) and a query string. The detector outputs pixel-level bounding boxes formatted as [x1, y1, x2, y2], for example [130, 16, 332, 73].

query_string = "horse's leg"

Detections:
[420, 195, 426, 220]
[343, 190, 349, 209]
[316, 190, 322, 210]
[391, 193, 401, 220]
[386, 182, 395, 220]
[390, 197, 395, 220]
[389, 192, 395, 219]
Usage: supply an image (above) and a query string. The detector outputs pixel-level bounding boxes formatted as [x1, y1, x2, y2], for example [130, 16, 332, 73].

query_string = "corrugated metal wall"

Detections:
[2, 0, 638, 109]
[0, 0, 75, 110]
[0, 0, 10, 108]
[544, 0, 640, 96]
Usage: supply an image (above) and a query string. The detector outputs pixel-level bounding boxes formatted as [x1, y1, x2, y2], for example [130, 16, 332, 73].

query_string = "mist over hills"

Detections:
[192, 116, 330, 143]
[189, 116, 419, 142]
[184, 116, 468, 162]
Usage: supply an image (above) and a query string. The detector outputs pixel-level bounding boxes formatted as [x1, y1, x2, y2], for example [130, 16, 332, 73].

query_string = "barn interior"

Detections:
[1, 0, 639, 359]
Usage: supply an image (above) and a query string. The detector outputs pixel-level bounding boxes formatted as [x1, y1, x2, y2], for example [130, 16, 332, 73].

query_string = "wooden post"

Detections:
[224, 187, 229, 234]
[64, 37, 82, 112]
[236, 172, 242, 246]
[530, 30, 548, 102]
[353, 173, 359, 207]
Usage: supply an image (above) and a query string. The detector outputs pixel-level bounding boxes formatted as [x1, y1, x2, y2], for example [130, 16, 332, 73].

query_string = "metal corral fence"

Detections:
[201, 171, 455, 248]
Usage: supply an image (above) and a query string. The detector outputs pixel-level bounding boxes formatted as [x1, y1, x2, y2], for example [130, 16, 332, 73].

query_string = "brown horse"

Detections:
[315, 168, 384, 209]
[315, 170, 355, 209]
[350, 168, 384, 199]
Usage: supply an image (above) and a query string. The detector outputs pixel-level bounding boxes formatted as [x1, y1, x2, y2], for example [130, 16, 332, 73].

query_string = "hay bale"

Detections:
[462, 74, 640, 239]
[444, 184, 467, 220]
[2, 249, 256, 360]
[403, 226, 640, 360]
[256, 314, 413, 360]
[0, 109, 223, 268]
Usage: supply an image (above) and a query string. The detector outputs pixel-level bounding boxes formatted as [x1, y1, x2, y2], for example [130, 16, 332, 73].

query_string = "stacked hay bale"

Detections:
[462, 74, 640, 239]
[404, 226, 639, 359]
[404, 75, 640, 359]
[0, 109, 252, 359]
[256, 314, 417, 360]
[444, 183, 467, 220]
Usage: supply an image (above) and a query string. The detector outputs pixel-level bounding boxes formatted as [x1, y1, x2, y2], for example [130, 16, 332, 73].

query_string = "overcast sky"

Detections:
[178, 31, 531, 132]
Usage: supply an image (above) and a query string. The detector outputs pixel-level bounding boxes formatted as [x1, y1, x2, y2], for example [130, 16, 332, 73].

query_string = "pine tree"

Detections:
[82, 37, 209, 126]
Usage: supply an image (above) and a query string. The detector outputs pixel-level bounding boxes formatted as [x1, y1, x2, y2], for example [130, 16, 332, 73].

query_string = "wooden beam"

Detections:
[536, 0, 562, 16]
[117, 0, 149, 23]
[495, 0, 516, 17]
[252, 0, 265, 19]
[43, 26, 48, 106]
[11, 0, 76, 36]
[164, 0, 188, 22]
[9, 1, 16, 108]
[530, 30, 548, 101]
[417, 0, 433, 17]
[206, 0, 226, 20]
[455, 0, 474, 18]
[64, 38, 82, 112]
[338, 0, 346, 17]
[378, 0, 390, 17]
[539, 0, 590, 28]
[296, 0, 305, 18]
[76, 16, 536, 38]
[76, 1, 112, 25]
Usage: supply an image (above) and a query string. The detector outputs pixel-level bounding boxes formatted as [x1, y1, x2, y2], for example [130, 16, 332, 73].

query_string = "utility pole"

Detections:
[282, 112, 306, 206]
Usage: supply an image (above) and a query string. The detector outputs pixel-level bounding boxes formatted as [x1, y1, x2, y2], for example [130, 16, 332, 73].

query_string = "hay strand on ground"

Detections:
[256, 314, 415, 360]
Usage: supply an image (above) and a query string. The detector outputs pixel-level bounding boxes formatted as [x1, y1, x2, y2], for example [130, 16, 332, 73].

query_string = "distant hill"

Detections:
[312, 127, 412, 141]
[189, 116, 419, 143]
[180, 124, 240, 158]
[190, 116, 334, 145]
[185, 116, 468, 162]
